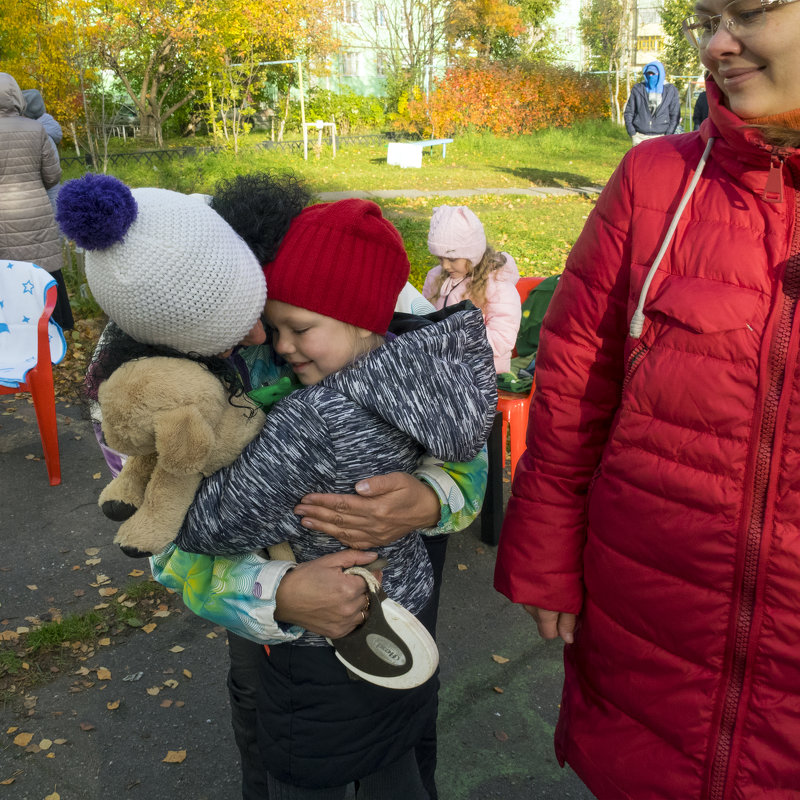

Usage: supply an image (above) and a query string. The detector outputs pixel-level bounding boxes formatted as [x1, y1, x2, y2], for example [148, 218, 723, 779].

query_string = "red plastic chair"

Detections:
[496, 276, 546, 479]
[0, 262, 64, 486]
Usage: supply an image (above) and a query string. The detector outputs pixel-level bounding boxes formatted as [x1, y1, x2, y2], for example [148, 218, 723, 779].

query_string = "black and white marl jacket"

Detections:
[175, 306, 496, 644]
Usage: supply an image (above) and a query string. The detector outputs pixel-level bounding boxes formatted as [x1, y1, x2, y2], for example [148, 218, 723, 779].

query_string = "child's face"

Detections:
[439, 257, 471, 279]
[265, 300, 372, 385]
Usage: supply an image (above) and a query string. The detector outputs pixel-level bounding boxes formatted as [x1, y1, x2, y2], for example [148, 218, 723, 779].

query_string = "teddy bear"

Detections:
[56, 173, 294, 559]
[96, 355, 267, 557]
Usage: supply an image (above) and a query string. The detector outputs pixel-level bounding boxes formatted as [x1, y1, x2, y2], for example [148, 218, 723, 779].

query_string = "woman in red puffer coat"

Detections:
[495, 7, 800, 799]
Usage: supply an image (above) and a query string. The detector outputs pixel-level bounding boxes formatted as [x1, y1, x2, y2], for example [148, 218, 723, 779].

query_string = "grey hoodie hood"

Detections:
[323, 306, 497, 462]
[0, 73, 24, 117]
[21, 89, 45, 119]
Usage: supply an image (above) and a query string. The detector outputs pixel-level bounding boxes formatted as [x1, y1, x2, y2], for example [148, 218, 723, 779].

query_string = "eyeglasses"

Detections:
[682, 0, 800, 48]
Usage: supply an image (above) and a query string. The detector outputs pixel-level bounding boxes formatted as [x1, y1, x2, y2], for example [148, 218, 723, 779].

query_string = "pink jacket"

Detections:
[422, 253, 521, 373]
[495, 81, 800, 799]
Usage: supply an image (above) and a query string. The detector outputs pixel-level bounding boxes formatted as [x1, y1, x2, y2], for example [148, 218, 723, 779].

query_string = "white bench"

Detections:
[386, 138, 454, 168]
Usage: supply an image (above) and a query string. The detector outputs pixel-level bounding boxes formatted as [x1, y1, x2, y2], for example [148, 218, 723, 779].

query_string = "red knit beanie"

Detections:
[263, 199, 410, 335]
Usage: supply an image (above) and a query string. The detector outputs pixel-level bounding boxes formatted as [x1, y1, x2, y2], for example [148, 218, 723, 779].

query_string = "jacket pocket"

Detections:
[630, 264, 761, 335]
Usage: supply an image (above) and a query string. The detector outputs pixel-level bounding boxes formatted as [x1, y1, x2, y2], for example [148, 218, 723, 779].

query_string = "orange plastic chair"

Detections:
[496, 276, 546, 479]
[0, 261, 67, 486]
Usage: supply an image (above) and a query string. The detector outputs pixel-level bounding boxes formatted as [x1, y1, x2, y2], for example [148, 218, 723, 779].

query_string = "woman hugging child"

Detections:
[174, 198, 497, 798]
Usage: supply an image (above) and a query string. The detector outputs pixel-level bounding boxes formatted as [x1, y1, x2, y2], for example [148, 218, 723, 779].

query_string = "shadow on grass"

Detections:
[494, 166, 596, 188]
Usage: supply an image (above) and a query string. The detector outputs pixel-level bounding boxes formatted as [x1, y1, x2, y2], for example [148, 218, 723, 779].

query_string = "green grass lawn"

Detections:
[62, 120, 629, 194]
[383, 193, 595, 287]
[61, 122, 627, 305]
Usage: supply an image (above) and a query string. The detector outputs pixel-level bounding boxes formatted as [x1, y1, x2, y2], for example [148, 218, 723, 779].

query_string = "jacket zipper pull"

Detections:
[763, 155, 785, 203]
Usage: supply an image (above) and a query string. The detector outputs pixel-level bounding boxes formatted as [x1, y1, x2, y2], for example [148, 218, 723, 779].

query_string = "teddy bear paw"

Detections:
[101, 499, 138, 521]
[119, 544, 153, 559]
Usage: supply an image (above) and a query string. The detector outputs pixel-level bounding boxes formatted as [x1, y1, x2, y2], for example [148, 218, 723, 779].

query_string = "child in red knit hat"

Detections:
[174, 198, 497, 798]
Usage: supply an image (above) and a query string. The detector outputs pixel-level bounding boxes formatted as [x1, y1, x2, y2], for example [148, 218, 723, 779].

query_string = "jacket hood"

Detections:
[322, 305, 497, 462]
[21, 89, 45, 119]
[642, 61, 665, 94]
[0, 73, 23, 117]
[497, 254, 520, 286]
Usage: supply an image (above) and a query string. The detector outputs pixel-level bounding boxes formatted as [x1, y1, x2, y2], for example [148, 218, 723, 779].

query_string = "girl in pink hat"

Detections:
[423, 205, 521, 373]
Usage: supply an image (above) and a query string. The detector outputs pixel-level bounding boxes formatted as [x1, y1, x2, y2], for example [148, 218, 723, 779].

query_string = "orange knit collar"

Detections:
[744, 108, 800, 129]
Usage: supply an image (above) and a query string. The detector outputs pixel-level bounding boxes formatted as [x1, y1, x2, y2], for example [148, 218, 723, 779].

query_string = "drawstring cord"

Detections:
[629, 137, 716, 338]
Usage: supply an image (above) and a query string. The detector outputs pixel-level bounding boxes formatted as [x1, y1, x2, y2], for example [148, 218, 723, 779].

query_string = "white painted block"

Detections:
[387, 142, 423, 168]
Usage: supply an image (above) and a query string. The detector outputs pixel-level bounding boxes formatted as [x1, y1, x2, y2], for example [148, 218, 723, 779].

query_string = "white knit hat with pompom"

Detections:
[57, 175, 265, 357]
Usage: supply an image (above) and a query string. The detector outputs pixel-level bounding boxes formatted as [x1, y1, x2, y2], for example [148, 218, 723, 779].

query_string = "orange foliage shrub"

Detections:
[399, 63, 610, 137]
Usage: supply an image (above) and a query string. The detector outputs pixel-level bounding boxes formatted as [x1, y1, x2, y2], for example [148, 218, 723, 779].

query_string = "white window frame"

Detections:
[341, 51, 361, 77]
[343, 0, 359, 23]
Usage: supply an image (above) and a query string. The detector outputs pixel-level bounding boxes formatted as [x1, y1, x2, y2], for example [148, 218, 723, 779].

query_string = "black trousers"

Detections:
[228, 534, 449, 800]
[49, 269, 74, 331]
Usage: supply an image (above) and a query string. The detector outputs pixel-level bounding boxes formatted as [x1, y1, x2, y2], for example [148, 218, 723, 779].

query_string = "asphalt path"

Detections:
[0, 395, 594, 799]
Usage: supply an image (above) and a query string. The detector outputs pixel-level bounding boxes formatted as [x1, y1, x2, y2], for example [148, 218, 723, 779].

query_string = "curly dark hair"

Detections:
[85, 322, 247, 408]
[211, 171, 312, 264]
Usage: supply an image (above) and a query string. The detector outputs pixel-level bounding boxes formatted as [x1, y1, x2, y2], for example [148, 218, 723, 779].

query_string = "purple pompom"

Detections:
[56, 174, 138, 250]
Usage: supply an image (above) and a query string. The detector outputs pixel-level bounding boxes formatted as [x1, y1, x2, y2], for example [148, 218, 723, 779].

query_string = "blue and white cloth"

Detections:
[0, 260, 66, 388]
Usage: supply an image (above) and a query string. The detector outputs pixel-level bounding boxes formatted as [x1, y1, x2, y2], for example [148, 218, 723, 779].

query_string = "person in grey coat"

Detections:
[0, 73, 72, 329]
[22, 88, 63, 212]
[623, 60, 681, 147]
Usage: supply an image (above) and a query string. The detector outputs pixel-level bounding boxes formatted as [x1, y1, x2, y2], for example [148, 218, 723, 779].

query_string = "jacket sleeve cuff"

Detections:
[414, 447, 488, 535]
[150, 545, 304, 645]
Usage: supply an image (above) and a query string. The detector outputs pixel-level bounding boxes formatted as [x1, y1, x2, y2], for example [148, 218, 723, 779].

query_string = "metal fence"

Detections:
[60, 133, 391, 169]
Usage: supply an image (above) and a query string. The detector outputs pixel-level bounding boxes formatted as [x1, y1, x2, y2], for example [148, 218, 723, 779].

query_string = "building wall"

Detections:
[324, 0, 670, 96]
[550, 0, 585, 69]
[322, 0, 448, 97]
[632, 0, 665, 68]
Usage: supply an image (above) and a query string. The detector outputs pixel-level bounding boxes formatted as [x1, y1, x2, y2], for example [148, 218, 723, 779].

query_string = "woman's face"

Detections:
[699, 0, 800, 118]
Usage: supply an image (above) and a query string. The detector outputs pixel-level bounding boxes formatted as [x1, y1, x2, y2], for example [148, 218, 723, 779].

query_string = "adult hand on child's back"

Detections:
[294, 472, 440, 550]
[275, 549, 379, 639]
[524, 605, 577, 644]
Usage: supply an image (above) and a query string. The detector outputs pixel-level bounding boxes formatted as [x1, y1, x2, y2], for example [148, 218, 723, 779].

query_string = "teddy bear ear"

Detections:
[153, 407, 215, 475]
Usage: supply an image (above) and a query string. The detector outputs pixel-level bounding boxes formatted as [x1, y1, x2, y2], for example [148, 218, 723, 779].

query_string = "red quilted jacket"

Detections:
[495, 81, 800, 800]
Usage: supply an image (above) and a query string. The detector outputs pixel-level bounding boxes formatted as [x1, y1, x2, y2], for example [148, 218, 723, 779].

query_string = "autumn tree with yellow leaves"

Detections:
[87, 0, 338, 147]
[0, 0, 92, 134]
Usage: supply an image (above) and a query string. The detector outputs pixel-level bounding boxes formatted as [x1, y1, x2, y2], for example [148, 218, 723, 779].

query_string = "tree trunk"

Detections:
[139, 111, 160, 144]
[278, 90, 291, 142]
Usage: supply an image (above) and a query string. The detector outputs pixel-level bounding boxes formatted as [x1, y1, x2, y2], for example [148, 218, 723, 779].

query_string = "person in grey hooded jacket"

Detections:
[0, 73, 72, 329]
[22, 89, 62, 212]
[623, 60, 681, 146]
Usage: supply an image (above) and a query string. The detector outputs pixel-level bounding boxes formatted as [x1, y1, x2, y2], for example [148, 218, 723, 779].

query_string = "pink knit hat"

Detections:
[427, 205, 487, 266]
[263, 199, 410, 335]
